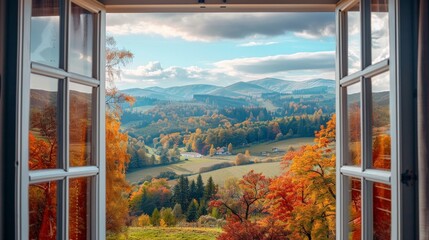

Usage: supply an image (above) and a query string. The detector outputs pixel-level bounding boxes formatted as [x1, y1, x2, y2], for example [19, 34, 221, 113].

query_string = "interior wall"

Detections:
[2, 0, 18, 238]
[0, 0, 5, 237]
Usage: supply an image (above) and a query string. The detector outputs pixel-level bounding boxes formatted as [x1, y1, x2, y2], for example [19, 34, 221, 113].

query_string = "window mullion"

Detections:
[361, 0, 373, 239]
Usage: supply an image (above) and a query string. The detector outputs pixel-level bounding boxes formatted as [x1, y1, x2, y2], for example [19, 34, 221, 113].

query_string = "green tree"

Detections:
[189, 180, 197, 201]
[173, 175, 190, 209]
[160, 207, 176, 226]
[198, 199, 208, 216]
[196, 174, 205, 201]
[150, 208, 160, 226]
[204, 176, 216, 201]
[186, 200, 199, 222]
[172, 203, 184, 220]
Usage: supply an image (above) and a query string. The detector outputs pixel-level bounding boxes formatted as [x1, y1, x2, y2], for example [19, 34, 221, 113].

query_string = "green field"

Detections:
[188, 162, 284, 187]
[234, 137, 314, 155]
[126, 156, 234, 184]
[126, 137, 313, 184]
[107, 227, 222, 240]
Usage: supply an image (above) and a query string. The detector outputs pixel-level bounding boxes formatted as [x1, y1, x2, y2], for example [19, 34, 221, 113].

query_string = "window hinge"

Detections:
[401, 169, 417, 186]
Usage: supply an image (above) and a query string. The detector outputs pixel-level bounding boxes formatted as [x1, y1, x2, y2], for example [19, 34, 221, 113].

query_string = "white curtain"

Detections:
[418, 0, 429, 238]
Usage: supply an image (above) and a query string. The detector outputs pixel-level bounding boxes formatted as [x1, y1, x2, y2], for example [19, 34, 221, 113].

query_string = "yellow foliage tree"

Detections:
[266, 115, 337, 239]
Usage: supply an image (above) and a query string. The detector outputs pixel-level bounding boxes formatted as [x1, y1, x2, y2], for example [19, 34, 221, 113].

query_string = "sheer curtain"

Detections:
[418, 0, 429, 238]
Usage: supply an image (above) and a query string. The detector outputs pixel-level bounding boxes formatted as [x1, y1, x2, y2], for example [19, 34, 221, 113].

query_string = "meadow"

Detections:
[126, 137, 312, 185]
[233, 137, 314, 155]
[187, 161, 283, 187]
[107, 227, 222, 240]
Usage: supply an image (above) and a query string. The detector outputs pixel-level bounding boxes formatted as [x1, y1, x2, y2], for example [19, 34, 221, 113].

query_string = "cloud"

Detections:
[118, 51, 335, 89]
[214, 51, 335, 74]
[121, 61, 237, 88]
[106, 13, 335, 41]
[238, 41, 279, 47]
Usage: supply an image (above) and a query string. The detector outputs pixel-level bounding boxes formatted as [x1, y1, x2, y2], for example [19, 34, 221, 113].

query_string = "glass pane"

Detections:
[29, 74, 60, 170]
[69, 178, 91, 240]
[371, 72, 390, 170]
[346, 82, 361, 166]
[29, 181, 58, 240]
[373, 182, 391, 239]
[347, 2, 361, 75]
[371, 0, 389, 63]
[347, 177, 361, 239]
[70, 83, 93, 167]
[69, 3, 94, 77]
[31, 0, 60, 67]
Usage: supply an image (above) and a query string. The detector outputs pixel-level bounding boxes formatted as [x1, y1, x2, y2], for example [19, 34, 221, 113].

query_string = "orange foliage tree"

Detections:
[265, 115, 337, 239]
[105, 36, 134, 234]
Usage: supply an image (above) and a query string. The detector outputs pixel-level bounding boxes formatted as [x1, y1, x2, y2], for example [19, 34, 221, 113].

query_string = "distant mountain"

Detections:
[163, 84, 221, 99]
[249, 78, 335, 93]
[121, 88, 179, 100]
[224, 81, 273, 96]
[248, 78, 295, 93]
[121, 78, 336, 101]
[207, 88, 246, 98]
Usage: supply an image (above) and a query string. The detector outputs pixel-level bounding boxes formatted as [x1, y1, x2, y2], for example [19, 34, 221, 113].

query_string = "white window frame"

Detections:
[16, 0, 106, 239]
[335, 0, 399, 239]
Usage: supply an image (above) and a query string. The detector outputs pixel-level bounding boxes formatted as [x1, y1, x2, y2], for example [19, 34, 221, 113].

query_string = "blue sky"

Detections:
[106, 13, 336, 89]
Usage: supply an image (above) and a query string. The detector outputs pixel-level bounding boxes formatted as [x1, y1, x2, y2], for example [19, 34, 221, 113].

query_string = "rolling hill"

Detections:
[121, 78, 336, 102]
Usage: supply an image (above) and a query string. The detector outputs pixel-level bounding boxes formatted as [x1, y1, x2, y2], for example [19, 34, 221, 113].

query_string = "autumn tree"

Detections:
[105, 36, 135, 234]
[129, 178, 172, 216]
[209, 144, 216, 156]
[228, 143, 233, 154]
[151, 208, 161, 226]
[210, 171, 270, 222]
[265, 115, 337, 239]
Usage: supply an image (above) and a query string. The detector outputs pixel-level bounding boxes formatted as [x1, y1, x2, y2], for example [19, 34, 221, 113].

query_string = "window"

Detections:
[21, 0, 105, 239]
[336, 0, 396, 239]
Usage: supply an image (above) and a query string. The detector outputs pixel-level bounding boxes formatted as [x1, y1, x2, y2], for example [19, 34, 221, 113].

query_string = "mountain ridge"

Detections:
[121, 78, 335, 100]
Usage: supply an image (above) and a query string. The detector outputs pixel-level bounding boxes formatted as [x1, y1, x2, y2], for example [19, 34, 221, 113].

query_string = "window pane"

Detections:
[373, 182, 391, 239]
[371, 0, 389, 63]
[30, 74, 60, 170]
[69, 3, 94, 77]
[29, 181, 58, 240]
[347, 177, 361, 239]
[371, 72, 390, 170]
[70, 83, 93, 167]
[31, 0, 60, 67]
[347, 2, 361, 75]
[69, 178, 91, 240]
[346, 82, 361, 166]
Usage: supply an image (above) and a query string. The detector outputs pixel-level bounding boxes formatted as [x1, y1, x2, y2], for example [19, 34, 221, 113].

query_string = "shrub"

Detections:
[157, 171, 178, 180]
[160, 207, 176, 226]
[199, 162, 234, 173]
[235, 153, 250, 166]
[136, 214, 151, 227]
[198, 215, 218, 227]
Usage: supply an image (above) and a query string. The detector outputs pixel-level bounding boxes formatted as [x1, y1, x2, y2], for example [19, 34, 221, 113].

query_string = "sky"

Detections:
[106, 13, 337, 90]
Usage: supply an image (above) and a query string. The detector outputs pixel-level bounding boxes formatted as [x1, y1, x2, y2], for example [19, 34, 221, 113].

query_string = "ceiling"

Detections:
[101, 0, 339, 13]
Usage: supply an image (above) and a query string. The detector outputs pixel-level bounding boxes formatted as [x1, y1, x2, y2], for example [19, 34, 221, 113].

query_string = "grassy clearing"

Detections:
[188, 161, 284, 187]
[234, 137, 314, 155]
[126, 156, 234, 184]
[126, 138, 313, 184]
[107, 227, 222, 240]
